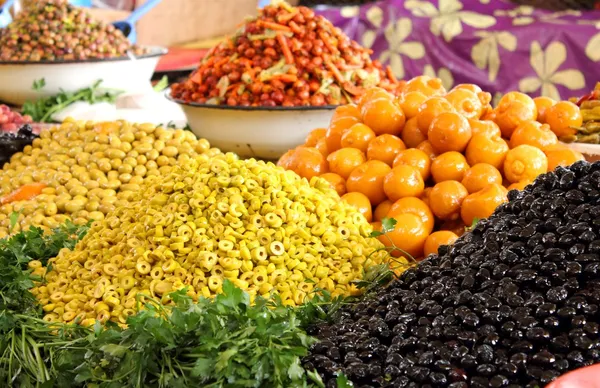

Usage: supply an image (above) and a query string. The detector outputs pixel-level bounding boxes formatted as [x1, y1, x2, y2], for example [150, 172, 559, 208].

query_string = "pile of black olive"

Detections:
[305, 161, 600, 388]
[0, 125, 38, 166]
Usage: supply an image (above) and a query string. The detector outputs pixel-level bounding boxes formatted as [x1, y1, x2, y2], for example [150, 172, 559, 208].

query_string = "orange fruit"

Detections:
[331, 104, 361, 122]
[509, 120, 558, 150]
[371, 221, 382, 232]
[461, 163, 503, 194]
[288, 147, 328, 180]
[399, 91, 428, 119]
[478, 91, 493, 108]
[366, 134, 406, 166]
[444, 88, 484, 120]
[469, 119, 501, 137]
[431, 151, 470, 183]
[315, 137, 329, 156]
[361, 98, 406, 136]
[388, 196, 435, 233]
[383, 165, 425, 202]
[545, 101, 583, 138]
[533, 96, 556, 123]
[341, 192, 373, 222]
[305, 128, 326, 147]
[325, 115, 361, 153]
[429, 180, 469, 221]
[420, 187, 433, 208]
[440, 219, 466, 237]
[401, 117, 427, 148]
[277, 149, 296, 170]
[378, 212, 428, 258]
[340, 123, 376, 152]
[416, 140, 439, 160]
[423, 231, 459, 257]
[374, 199, 393, 222]
[357, 88, 392, 111]
[507, 180, 531, 192]
[346, 160, 392, 206]
[545, 148, 585, 172]
[460, 183, 508, 226]
[319, 172, 346, 197]
[393, 148, 431, 180]
[494, 92, 538, 138]
[503, 144, 548, 183]
[428, 111, 472, 153]
[326, 148, 366, 179]
[403, 75, 446, 97]
[416, 96, 455, 135]
[465, 134, 509, 170]
[452, 83, 483, 94]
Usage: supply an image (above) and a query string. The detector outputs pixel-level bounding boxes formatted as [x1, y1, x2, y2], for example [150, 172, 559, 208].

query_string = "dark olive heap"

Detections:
[305, 161, 600, 388]
[0, 0, 147, 62]
[0, 124, 38, 166]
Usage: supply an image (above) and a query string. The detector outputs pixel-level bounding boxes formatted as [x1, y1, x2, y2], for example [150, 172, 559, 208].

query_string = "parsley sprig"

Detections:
[22, 79, 124, 123]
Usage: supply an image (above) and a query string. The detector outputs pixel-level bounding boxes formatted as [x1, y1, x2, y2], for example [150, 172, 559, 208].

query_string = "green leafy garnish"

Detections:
[22, 79, 123, 123]
[32, 78, 46, 91]
[153, 76, 169, 93]
[369, 217, 397, 238]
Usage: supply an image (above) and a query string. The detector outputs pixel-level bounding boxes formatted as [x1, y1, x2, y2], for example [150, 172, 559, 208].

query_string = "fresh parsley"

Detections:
[22, 79, 124, 123]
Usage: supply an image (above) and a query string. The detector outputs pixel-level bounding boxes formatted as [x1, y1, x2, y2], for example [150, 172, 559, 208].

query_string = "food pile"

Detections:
[170, 1, 400, 107]
[33, 152, 388, 325]
[280, 77, 586, 260]
[0, 120, 215, 238]
[0, 104, 33, 131]
[566, 82, 600, 144]
[304, 160, 600, 387]
[0, 0, 148, 62]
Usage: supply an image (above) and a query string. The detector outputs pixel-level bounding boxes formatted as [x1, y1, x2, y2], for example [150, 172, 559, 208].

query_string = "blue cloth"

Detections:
[258, 0, 270, 8]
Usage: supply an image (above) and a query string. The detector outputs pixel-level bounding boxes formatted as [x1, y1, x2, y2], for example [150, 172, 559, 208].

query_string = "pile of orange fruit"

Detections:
[278, 76, 585, 261]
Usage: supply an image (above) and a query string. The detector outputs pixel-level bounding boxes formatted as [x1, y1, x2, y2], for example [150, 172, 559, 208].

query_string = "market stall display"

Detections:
[279, 78, 586, 260]
[304, 160, 600, 387]
[0, 0, 166, 105]
[1, 0, 600, 385]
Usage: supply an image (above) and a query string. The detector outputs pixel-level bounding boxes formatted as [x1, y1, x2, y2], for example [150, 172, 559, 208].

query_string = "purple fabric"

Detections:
[314, 0, 600, 100]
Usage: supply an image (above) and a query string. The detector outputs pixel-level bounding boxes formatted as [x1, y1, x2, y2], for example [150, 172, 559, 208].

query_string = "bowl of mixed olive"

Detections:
[0, 0, 167, 105]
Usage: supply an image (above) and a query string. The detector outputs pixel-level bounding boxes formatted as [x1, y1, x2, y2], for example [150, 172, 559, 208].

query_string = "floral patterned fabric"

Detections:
[314, 0, 600, 100]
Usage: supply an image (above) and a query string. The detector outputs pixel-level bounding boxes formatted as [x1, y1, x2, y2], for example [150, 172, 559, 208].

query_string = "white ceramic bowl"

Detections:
[169, 95, 336, 160]
[0, 46, 167, 106]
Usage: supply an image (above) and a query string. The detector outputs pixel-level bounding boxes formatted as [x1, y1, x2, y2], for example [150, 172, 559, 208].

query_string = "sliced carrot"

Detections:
[191, 71, 202, 84]
[1, 183, 47, 205]
[271, 74, 298, 83]
[277, 10, 298, 24]
[259, 20, 291, 32]
[288, 21, 303, 35]
[277, 33, 294, 65]
[319, 31, 338, 54]
[342, 82, 364, 96]
[324, 57, 345, 85]
[386, 65, 398, 83]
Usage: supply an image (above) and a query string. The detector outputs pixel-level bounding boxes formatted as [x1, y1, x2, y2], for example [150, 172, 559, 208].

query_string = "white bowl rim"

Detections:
[0, 45, 168, 65]
[165, 90, 339, 112]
